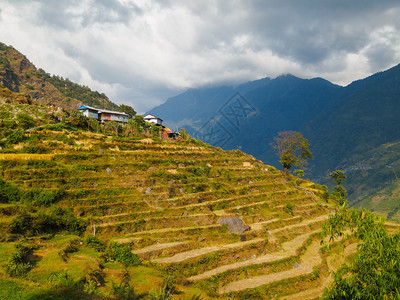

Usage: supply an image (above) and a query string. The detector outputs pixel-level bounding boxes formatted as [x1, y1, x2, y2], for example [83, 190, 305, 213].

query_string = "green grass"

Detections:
[0, 276, 45, 300]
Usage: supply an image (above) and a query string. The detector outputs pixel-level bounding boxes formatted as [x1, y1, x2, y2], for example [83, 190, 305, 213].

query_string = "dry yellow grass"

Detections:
[0, 153, 54, 160]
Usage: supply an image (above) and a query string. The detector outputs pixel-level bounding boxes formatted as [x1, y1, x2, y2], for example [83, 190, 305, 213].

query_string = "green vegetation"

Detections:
[323, 209, 400, 299]
[329, 170, 348, 206]
[0, 92, 385, 299]
[39, 70, 121, 111]
[4, 243, 36, 277]
[271, 131, 313, 172]
[104, 242, 141, 267]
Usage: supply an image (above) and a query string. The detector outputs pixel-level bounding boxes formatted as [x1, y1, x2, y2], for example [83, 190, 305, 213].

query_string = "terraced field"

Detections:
[0, 128, 355, 299]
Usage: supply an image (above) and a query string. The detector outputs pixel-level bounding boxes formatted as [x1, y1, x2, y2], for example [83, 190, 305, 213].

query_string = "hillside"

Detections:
[0, 42, 119, 110]
[0, 92, 366, 299]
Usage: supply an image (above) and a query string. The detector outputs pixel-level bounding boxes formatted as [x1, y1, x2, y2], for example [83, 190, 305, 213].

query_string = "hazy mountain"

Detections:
[148, 74, 343, 159]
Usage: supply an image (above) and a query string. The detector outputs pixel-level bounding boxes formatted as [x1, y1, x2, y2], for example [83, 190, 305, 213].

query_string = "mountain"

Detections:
[149, 64, 400, 219]
[303, 63, 400, 213]
[149, 74, 343, 160]
[0, 42, 119, 110]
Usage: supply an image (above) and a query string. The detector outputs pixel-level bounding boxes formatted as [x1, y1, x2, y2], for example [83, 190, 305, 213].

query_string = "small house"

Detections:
[98, 109, 129, 123]
[77, 105, 129, 123]
[144, 114, 163, 126]
[77, 105, 99, 119]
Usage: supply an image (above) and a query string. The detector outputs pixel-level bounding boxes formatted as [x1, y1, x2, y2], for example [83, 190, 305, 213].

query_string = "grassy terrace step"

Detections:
[187, 230, 320, 282]
[96, 213, 217, 232]
[219, 238, 322, 295]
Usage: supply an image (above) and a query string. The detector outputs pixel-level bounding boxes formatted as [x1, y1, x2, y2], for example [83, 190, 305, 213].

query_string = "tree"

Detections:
[330, 170, 346, 185]
[330, 170, 347, 206]
[271, 131, 313, 171]
[119, 104, 136, 119]
[323, 209, 400, 299]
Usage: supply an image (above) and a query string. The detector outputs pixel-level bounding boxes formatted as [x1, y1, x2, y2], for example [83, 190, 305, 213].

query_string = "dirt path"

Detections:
[284, 243, 358, 300]
[132, 241, 188, 254]
[250, 214, 329, 232]
[153, 238, 265, 263]
[188, 230, 319, 281]
[122, 224, 221, 237]
[219, 238, 322, 294]
[250, 217, 297, 231]
[270, 214, 329, 235]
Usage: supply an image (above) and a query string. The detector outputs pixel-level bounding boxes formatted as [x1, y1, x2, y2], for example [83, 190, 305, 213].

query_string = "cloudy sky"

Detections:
[1, 0, 400, 113]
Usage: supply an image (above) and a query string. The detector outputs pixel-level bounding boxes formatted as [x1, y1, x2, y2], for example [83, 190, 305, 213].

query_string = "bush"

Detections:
[149, 276, 176, 300]
[104, 242, 141, 267]
[21, 144, 48, 154]
[111, 269, 142, 299]
[85, 234, 105, 252]
[17, 113, 36, 129]
[4, 244, 36, 277]
[6, 129, 26, 144]
[8, 207, 87, 236]
[0, 178, 21, 203]
[48, 270, 78, 289]
[33, 187, 66, 206]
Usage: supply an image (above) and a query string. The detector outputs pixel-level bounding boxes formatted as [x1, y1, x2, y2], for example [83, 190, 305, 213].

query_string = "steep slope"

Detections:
[0, 98, 357, 299]
[0, 42, 118, 110]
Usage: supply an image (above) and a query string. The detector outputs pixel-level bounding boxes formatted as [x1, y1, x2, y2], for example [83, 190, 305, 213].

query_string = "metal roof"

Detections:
[77, 106, 128, 116]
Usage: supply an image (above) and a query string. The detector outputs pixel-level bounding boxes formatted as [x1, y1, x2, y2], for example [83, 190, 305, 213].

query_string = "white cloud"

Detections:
[1, 0, 400, 112]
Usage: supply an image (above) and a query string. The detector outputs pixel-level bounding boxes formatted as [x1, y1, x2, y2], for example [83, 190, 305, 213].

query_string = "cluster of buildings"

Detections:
[77, 105, 130, 123]
[77, 105, 178, 138]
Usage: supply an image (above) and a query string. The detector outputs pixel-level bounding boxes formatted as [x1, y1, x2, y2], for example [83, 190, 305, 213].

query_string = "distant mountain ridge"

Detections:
[149, 63, 400, 219]
[149, 73, 344, 159]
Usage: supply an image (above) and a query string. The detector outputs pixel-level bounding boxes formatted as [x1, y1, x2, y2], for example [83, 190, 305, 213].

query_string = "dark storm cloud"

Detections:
[1, 0, 400, 112]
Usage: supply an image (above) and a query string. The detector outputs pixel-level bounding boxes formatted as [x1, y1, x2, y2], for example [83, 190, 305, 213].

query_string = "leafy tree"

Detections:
[271, 131, 313, 171]
[323, 209, 400, 299]
[330, 170, 348, 206]
[119, 104, 136, 119]
[330, 170, 346, 185]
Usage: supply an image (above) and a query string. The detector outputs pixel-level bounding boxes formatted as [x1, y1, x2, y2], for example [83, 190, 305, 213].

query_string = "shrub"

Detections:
[0, 178, 21, 203]
[8, 207, 87, 236]
[33, 187, 66, 206]
[149, 276, 176, 300]
[149, 286, 171, 300]
[6, 129, 27, 144]
[4, 244, 36, 277]
[104, 242, 141, 267]
[84, 234, 105, 252]
[284, 202, 294, 216]
[21, 144, 48, 154]
[111, 269, 141, 299]
[17, 113, 36, 129]
[48, 270, 78, 289]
